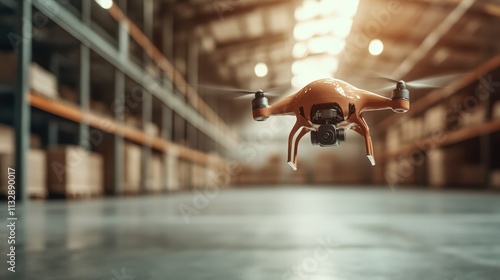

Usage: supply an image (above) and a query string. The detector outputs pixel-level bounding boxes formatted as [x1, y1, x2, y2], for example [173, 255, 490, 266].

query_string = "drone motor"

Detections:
[252, 90, 269, 121]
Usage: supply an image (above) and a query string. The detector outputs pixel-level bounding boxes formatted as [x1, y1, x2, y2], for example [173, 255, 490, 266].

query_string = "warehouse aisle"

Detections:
[2, 187, 500, 280]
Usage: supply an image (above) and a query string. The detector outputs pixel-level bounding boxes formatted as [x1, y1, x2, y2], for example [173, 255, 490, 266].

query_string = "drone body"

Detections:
[252, 78, 410, 170]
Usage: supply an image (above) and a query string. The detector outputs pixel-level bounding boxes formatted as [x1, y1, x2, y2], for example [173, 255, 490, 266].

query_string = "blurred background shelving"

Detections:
[0, 0, 500, 201]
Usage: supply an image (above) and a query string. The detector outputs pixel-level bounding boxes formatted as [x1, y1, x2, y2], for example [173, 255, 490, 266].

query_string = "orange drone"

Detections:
[251, 78, 410, 170]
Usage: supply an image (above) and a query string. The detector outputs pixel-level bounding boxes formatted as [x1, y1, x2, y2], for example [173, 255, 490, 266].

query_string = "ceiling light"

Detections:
[330, 17, 353, 38]
[293, 43, 308, 58]
[307, 36, 345, 55]
[292, 55, 338, 76]
[96, 0, 113, 9]
[295, 0, 321, 21]
[295, 0, 359, 20]
[368, 39, 384, 56]
[254, 62, 268, 78]
[292, 71, 332, 88]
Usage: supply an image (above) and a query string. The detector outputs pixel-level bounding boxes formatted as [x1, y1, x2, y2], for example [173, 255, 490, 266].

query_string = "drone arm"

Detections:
[360, 98, 410, 113]
[287, 114, 311, 170]
[350, 115, 375, 166]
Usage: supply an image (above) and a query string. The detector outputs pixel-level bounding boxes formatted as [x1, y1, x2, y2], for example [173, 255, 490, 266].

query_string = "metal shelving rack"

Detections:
[2, 0, 237, 201]
[377, 55, 500, 187]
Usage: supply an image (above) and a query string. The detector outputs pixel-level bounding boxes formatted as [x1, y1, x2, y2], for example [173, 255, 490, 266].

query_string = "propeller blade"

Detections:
[368, 72, 465, 92]
[406, 73, 464, 88]
[187, 84, 256, 94]
[233, 91, 281, 100]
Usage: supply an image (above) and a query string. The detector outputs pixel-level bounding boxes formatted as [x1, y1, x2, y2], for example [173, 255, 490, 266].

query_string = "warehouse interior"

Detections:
[1, 0, 500, 279]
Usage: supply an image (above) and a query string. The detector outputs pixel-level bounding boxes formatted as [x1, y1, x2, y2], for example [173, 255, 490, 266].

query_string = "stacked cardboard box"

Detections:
[178, 161, 191, 189]
[424, 104, 446, 136]
[124, 142, 142, 193]
[144, 123, 159, 137]
[47, 146, 103, 197]
[490, 170, 500, 189]
[427, 148, 485, 187]
[312, 154, 336, 184]
[88, 153, 104, 196]
[0, 52, 58, 99]
[146, 154, 163, 192]
[385, 126, 400, 153]
[461, 104, 486, 127]
[0, 124, 14, 153]
[27, 149, 48, 198]
[59, 85, 79, 104]
[402, 117, 424, 143]
[492, 101, 500, 120]
[90, 100, 112, 117]
[0, 154, 13, 196]
[165, 152, 180, 191]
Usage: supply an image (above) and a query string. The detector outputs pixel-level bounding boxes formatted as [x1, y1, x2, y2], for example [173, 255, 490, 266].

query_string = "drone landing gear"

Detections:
[287, 116, 312, 170]
[351, 115, 375, 166]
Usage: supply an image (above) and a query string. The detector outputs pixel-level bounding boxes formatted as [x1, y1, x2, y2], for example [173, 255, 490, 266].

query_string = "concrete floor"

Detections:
[1, 187, 500, 280]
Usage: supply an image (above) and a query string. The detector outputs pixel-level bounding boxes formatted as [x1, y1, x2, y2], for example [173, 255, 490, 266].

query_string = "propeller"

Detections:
[190, 84, 288, 100]
[367, 72, 465, 92]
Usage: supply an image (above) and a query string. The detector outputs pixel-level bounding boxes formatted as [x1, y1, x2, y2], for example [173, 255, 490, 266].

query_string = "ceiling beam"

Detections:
[389, 0, 475, 79]
[176, 0, 297, 26]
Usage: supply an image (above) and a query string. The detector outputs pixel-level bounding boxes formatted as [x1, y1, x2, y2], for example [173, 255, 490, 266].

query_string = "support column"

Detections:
[113, 0, 127, 195]
[14, 0, 32, 202]
[79, 0, 91, 149]
[141, 92, 152, 192]
[79, 44, 90, 149]
[47, 120, 58, 148]
[114, 70, 125, 195]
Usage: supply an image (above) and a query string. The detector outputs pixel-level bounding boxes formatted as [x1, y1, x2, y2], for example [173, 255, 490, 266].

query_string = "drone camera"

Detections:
[310, 124, 346, 147]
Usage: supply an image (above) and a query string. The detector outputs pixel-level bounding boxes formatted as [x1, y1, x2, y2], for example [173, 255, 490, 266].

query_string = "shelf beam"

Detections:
[382, 119, 500, 159]
[32, 0, 236, 150]
[377, 56, 500, 130]
[28, 93, 225, 168]
[106, 3, 236, 141]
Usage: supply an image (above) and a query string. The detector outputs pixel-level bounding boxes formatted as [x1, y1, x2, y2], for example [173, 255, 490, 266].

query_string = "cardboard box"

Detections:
[492, 101, 500, 120]
[144, 123, 159, 137]
[0, 153, 14, 196]
[490, 170, 500, 189]
[0, 124, 43, 152]
[59, 85, 79, 103]
[0, 52, 17, 82]
[88, 153, 104, 195]
[385, 126, 400, 153]
[165, 152, 180, 191]
[424, 104, 446, 136]
[27, 149, 47, 198]
[0, 124, 14, 153]
[427, 148, 484, 187]
[90, 100, 111, 117]
[30, 63, 58, 99]
[146, 154, 163, 192]
[124, 142, 142, 193]
[0, 52, 58, 98]
[461, 104, 486, 127]
[47, 146, 102, 197]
